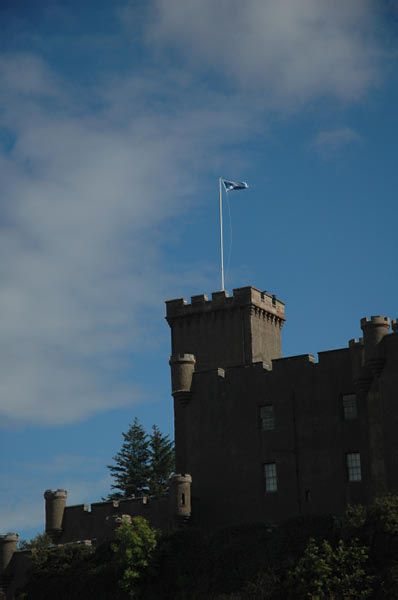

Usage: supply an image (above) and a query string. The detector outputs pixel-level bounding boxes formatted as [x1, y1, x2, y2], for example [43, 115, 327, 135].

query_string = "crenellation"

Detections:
[272, 353, 315, 373]
[166, 286, 285, 371]
[212, 290, 229, 301]
[360, 315, 390, 327]
[166, 286, 285, 320]
[165, 297, 187, 313]
[64, 504, 89, 514]
[191, 293, 208, 304]
[349, 338, 362, 347]
[318, 347, 349, 362]
[90, 501, 120, 517]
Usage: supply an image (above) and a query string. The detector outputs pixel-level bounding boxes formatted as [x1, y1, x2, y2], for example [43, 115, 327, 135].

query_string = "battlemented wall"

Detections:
[167, 287, 398, 530]
[166, 286, 285, 372]
[42, 472, 192, 546]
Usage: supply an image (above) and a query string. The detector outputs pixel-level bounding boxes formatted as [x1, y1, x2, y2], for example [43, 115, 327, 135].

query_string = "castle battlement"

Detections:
[166, 286, 285, 324]
[166, 286, 286, 372]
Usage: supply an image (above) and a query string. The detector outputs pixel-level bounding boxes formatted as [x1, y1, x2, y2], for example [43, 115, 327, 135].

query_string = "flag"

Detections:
[222, 179, 249, 192]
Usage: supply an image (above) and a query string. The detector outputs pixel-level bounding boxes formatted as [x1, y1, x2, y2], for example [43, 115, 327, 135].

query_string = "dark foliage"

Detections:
[16, 541, 125, 600]
[16, 496, 398, 599]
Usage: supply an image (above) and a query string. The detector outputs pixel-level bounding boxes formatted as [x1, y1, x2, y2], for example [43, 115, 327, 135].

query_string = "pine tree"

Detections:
[106, 418, 175, 500]
[148, 425, 175, 497]
[107, 417, 151, 499]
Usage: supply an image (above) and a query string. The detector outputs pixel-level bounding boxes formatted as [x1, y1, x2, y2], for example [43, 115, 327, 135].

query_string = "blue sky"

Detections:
[1, 0, 398, 541]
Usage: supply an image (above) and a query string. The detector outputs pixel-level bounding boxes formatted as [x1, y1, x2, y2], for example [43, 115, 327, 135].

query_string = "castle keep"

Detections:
[2, 285, 398, 596]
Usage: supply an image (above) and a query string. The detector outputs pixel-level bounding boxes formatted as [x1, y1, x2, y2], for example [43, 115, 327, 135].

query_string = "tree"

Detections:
[148, 425, 175, 497]
[106, 418, 175, 499]
[286, 537, 374, 599]
[107, 417, 151, 499]
[111, 516, 159, 598]
[19, 532, 53, 571]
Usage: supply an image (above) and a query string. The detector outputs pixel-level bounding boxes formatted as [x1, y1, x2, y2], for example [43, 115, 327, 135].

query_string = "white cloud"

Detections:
[148, 0, 380, 104]
[311, 127, 361, 150]
[0, 53, 255, 426]
[0, 1, 387, 426]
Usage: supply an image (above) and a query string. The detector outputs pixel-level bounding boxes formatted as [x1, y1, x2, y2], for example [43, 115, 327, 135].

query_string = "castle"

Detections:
[1, 285, 398, 597]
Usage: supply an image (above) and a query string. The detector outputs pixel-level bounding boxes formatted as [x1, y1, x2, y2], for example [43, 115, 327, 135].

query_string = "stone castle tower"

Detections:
[166, 286, 285, 477]
[166, 286, 285, 372]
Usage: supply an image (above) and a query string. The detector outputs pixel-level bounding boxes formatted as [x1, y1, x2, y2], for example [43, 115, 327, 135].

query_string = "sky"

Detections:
[0, 0, 398, 541]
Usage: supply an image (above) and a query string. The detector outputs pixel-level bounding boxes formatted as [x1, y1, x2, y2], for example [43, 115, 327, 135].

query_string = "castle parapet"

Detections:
[166, 286, 286, 371]
[166, 286, 285, 321]
[272, 354, 315, 374]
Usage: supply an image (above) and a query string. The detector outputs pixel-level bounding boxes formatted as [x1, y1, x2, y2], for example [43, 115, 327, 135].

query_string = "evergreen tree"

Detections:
[148, 425, 175, 497]
[106, 418, 175, 499]
[107, 417, 151, 499]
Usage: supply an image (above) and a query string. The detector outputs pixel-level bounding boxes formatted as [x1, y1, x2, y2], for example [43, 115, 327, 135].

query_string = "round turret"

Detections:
[44, 489, 67, 540]
[169, 354, 196, 405]
[360, 316, 390, 375]
[348, 338, 372, 392]
[0, 533, 18, 573]
[169, 473, 192, 525]
[348, 338, 363, 379]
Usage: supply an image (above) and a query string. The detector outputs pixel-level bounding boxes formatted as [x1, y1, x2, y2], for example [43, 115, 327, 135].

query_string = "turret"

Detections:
[169, 474, 192, 527]
[166, 286, 285, 372]
[348, 338, 372, 392]
[0, 533, 18, 574]
[360, 316, 390, 376]
[169, 354, 196, 406]
[44, 489, 67, 542]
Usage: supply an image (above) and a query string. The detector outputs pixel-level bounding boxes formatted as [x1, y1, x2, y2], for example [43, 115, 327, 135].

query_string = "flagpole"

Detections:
[219, 176, 224, 291]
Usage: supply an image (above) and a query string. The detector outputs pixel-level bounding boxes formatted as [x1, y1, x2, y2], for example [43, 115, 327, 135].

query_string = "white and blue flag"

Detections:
[222, 179, 249, 192]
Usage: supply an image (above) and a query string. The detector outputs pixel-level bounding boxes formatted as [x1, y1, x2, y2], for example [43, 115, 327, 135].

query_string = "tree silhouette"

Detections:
[107, 418, 174, 499]
[148, 425, 175, 497]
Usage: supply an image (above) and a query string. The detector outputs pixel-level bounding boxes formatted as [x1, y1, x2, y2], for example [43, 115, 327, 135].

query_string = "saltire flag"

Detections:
[222, 179, 249, 192]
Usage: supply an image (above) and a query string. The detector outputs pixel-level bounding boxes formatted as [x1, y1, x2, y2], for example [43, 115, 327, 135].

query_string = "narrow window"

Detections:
[260, 405, 275, 431]
[346, 452, 361, 482]
[264, 463, 277, 492]
[180, 493, 185, 506]
[343, 394, 357, 420]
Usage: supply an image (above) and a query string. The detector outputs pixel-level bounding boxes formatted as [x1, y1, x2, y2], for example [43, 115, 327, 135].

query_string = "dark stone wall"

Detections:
[57, 496, 169, 544]
[179, 335, 398, 531]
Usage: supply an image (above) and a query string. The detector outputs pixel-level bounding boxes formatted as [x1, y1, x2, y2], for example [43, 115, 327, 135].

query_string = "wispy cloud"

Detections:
[148, 0, 380, 104]
[0, 53, 255, 426]
[0, 1, 386, 426]
[311, 127, 361, 151]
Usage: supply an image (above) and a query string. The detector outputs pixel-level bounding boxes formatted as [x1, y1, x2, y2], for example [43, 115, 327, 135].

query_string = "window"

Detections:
[343, 394, 357, 420]
[264, 463, 277, 492]
[260, 405, 274, 431]
[346, 452, 361, 482]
